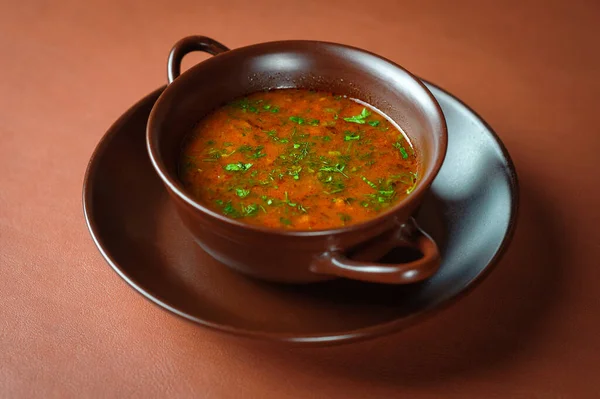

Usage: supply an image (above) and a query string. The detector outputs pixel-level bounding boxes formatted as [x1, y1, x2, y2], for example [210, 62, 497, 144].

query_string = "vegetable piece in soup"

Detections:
[179, 89, 419, 230]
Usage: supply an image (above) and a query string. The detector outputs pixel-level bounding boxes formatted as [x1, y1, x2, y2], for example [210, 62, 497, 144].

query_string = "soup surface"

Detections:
[179, 89, 418, 230]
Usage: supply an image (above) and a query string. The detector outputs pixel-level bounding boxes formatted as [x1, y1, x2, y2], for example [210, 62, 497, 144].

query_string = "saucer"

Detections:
[83, 82, 518, 345]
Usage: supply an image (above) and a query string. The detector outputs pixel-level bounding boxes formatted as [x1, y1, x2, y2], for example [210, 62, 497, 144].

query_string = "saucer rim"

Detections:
[82, 81, 519, 345]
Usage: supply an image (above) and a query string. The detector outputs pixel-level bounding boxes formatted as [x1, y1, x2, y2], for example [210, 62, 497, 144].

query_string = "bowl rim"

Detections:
[146, 39, 448, 237]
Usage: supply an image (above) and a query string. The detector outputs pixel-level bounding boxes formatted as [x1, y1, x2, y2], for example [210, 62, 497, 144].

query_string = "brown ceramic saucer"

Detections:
[83, 82, 518, 346]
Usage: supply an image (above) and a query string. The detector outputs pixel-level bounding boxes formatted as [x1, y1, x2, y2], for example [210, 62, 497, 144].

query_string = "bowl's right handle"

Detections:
[310, 218, 441, 284]
[167, 36, 230, 84]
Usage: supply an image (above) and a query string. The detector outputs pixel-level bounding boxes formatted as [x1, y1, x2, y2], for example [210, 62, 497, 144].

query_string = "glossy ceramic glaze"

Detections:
[83, 83, 518, 345]
[147, 36, 448, 284]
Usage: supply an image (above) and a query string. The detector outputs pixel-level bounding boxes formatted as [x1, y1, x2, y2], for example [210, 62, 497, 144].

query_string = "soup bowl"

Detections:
[147, 36, 447, 284]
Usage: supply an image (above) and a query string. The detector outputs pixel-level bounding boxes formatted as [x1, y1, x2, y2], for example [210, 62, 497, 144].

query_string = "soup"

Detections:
[179, 89, 418, 230]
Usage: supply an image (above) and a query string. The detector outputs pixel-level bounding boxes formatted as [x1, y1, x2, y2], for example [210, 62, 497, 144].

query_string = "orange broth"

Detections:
[179, 89, 418, 230]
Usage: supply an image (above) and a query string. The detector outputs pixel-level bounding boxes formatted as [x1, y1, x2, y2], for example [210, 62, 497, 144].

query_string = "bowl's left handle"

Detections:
[167, 36, 230, 84]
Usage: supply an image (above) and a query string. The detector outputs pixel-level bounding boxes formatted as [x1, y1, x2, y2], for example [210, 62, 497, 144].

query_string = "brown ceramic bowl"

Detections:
[146, 36, 448, 284]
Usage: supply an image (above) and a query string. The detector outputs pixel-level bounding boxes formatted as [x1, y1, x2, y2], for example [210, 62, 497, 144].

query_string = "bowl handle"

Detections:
[167, 36, 230, 84]
[310, 218, 441, 284]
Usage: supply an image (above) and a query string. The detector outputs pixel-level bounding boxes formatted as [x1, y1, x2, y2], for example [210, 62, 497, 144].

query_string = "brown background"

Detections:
[1, 0, 599, 397]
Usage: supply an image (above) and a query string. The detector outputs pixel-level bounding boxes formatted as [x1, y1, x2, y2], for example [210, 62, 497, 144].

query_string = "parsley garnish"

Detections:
[236, 188, 250, 198]
[250, 146, 266, 159]
[222, 201, 241, 218]
[261, 195, 275, 205]
[339, 213, 352, 223]
[262, 104, 280, 113]
[343, 108, 371, 124]
[280, 217, 292, 226]
[241, 203, 259, 217]
[263, 129, 279, 141]
[239, 144, 266, 159]
[344, 132, 361, 141]
[325, 180, 346, 194]
[289, 116, 305, 125]
[320, 163, 348, 177]
[405, 172, 419, 194]
[361, 176, 378, 189]
[393, 141, 409, 159]
[224, 162, 253, 172]
[284, 191, 296, 207]
[230, 98, 260, 113]
[288, 166, 302, 180]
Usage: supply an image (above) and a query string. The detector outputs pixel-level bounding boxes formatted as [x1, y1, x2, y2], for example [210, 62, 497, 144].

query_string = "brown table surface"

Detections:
[2, 0, 599, 397]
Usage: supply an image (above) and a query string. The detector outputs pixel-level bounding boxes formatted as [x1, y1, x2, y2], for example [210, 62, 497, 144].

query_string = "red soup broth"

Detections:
[179, 89, 419, 230]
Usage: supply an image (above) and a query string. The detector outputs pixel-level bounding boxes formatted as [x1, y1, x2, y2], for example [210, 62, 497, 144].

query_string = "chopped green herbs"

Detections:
[289, 116, 305, 125]
[378, 189, 395, 198]
[288, 166, 302, 180]
[283, 191, 296, 207]
[263, 129, 279, 140]
[222, 201, 240, 218]
[320, 163, 348, 177]
[361, 176, 378, 190]
[262, 104, 280, 113]
[339, 213, 352, 223]
[238, 144, 266, 159]
[261, 195, 275, 205]
[393, 140, 409, 159]
[323, 179, 346, 194]
[392, 171, 419, 194]
[399, 146, 409, 159]
[280, 217, 292, 226]
[241, 203, 259, 216]
[229, 98, 260, 113]
[180, 89, 419, 229]
[343, 108, 371, 124]
[344, 132, 361, 141]
[236, 188, 250, 198]
[224, 162, 253, 172]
